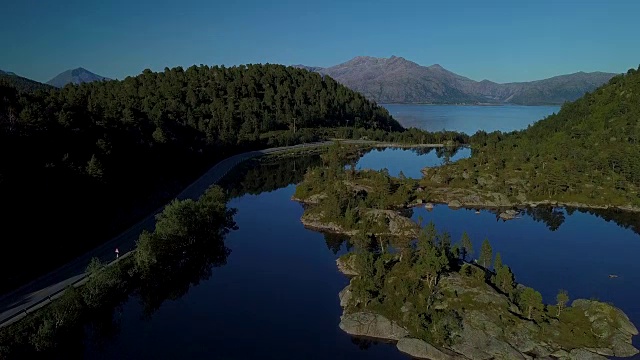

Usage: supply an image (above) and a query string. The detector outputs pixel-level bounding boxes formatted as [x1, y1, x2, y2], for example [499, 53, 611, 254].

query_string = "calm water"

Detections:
[82, 148, 640, 359]
[355, 147, 471, 178]
[382, 104, 560, 134]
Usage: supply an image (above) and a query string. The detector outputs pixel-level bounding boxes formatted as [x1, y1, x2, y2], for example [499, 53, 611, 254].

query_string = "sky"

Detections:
[2, 0, 639, 84]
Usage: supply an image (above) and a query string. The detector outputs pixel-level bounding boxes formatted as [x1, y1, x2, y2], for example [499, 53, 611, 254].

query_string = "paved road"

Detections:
[0, 140, 441, 328]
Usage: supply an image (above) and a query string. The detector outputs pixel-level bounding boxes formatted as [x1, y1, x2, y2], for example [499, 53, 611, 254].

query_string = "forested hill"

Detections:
[0, 72, 53, 93]
[426, 66, 640, 208]
[0, 64, 402, 292]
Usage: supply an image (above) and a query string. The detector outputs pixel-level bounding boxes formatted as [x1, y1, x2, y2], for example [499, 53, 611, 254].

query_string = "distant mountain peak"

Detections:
[47, 67, 110, 88]
[296, 55, 618, 105]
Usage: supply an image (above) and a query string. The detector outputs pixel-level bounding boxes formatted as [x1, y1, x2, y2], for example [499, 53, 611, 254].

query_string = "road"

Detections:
[0, 140, 441, 328]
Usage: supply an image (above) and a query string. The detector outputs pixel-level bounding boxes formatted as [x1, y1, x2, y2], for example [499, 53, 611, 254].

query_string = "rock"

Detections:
[365, 209, 420, 237]
[462, 171, 470, 180]
[572, 299, 639, 336]
[570, 299, 639, 357]
[425, 202, 434, 210]
[396, 338, 465, 360]
[400, 302, 414, 313]
[338, 285, 352, 308]
[339, 312, 408, 341]
[449, 317, 527, 359]
[336, 255, 359, 276]
[490, 192, 512, 206]
[499, 209, 518, 220]
[477, 176, 494, 187]
[301, 212, 358, 236]
[448, 200, 462, 208]
[610, 330, 640, 357]
[550, 349, 569, 358]
[567, 348, 607, 360]
[585, 347, 613, 356]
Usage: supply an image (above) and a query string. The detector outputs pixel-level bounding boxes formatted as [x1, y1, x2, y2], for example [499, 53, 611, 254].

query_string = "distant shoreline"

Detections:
[379, 102, 562, 107]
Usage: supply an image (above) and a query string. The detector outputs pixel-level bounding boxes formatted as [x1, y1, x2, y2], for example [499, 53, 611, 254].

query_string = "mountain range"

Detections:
[46, 67, 110, 88]
[295, 56, 618, 105]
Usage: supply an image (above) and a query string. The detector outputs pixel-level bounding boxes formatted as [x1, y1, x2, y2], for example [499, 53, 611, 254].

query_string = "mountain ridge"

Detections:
[47, 67, 110, 88]
[0, 70, 53, 93]
[295, 56, 618, 105]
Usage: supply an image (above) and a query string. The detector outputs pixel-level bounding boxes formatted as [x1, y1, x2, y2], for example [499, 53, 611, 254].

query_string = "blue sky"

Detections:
[2, 0, 639, 83]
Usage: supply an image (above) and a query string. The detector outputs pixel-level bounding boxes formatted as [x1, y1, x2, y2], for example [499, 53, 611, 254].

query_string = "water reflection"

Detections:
[355, 147, 471, 178]
[13, 148, 640, 358]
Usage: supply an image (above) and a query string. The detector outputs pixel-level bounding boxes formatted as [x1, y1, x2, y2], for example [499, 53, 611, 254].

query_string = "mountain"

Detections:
[295, 56, 618, 105]
[0, 71, 53, 93]
[46, 67, 110, 87]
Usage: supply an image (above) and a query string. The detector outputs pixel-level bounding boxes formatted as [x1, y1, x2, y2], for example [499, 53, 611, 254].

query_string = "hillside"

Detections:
[296, 56, 617, 105]
[0, 63, 402, 292]
[46, 67, 110, 87]
[0, 72, 53, 93]
[421, 66, 640, 209]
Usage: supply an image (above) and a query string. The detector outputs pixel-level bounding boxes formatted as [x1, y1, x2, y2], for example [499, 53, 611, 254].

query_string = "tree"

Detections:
[519, 287, 543, 320]
[86, 154, 104, 179]
[415, 249, 449, 290]
[479, 238, 492, 269]
[494, 265, 515, 295]
[493, 252, 502, 272]
[460, 232, 473, 261]
[556, 289, 569, 317]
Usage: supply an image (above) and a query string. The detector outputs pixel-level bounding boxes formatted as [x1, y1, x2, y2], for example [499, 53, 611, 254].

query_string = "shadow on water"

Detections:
[517, 206, 640, 235]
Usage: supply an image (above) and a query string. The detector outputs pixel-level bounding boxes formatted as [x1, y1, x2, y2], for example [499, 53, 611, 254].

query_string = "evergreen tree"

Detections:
[494, 252, 503, 272]
[556, 289, 569, 317]
[479, 238, 492, 269]
[460, 232, 473, 261]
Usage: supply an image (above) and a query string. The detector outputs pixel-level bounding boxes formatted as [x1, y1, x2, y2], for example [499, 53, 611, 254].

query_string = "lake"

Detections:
[381, 104, 561, 134]
[82, 147, 640, 359]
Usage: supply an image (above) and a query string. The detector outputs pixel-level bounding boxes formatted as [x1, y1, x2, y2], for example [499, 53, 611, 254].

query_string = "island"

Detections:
[293, 142, 639, 359]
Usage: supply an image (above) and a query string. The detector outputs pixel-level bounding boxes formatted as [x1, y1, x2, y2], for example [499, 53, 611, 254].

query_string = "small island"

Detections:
[293, 143, 639, 359]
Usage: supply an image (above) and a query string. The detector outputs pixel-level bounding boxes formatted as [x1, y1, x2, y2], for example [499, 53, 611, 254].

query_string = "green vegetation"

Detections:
[421, 66, 640, 210]
[343, 224, 463, 347]
[0, 62, 469, 292]
[0, 185, 235, 358]
[293, 142, 427, 237]
[0, 73, 53, 93]
[294, 152, 638, 356]
[341, 227, 637, 356]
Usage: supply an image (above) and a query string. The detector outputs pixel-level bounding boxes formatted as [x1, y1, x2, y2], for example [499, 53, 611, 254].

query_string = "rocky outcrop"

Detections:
[300, 208, 419, 238]
[300, 211, 357, 236]
[291, 193, 326, 205]
[397, 338, 466, 360]
[448, 200, 462, 208]
[336, 255, 359, 276]
[499, 209, 518, 220]
[365, 209, 420, 238]
[336, 261, 638, 360]
[571, 299, 639, 357]
[339, 284, 352, 308]
[339, 312, 409, 340]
